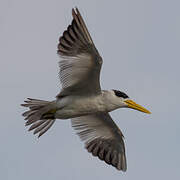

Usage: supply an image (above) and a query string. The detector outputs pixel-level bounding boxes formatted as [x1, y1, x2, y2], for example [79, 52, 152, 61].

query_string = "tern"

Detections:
[21, 8, 151, 171]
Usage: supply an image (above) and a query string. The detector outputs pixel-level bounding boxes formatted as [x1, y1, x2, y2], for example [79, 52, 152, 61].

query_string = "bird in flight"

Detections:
[21, 7, 151, 171]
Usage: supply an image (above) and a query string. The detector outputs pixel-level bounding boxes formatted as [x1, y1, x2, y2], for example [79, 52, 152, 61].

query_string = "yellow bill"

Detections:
[124, 100, 151, 114]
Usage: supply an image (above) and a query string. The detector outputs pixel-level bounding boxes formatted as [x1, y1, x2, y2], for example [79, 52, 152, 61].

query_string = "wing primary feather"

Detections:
[72, 9, 89, 43]
[62, 31, 75, 44]
[68, 25, 78, 43]
[74, 8, 94, 44]
[59, 36, 72, 48]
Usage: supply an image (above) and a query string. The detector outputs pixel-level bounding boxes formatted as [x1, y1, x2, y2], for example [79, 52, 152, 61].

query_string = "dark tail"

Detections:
[21, 98, 56, 137]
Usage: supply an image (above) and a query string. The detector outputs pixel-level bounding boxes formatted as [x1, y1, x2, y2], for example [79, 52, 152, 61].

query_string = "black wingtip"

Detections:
[72, 8, 75, 15]
[75, 7, 79, 11]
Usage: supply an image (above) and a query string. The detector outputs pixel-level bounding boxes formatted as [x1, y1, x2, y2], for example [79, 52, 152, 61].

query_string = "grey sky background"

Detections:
[0, 0, 180, 179]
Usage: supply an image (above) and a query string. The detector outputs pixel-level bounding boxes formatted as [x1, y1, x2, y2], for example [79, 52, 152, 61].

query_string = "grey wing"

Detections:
[71, 113, 127, 171]
[57, 8, 102, 97]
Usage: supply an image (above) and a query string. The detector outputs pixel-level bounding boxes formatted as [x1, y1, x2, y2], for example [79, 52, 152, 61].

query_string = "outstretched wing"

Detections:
[71, 113, 127, 171]
[57, 8, 102, 97]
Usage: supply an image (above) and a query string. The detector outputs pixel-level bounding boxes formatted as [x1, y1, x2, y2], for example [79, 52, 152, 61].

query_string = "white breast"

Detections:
[55, 95, 105, 119]
[55, 91, 120, 119]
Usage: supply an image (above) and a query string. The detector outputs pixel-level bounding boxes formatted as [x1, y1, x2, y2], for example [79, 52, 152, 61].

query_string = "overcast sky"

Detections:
[0, 0, 180, 179]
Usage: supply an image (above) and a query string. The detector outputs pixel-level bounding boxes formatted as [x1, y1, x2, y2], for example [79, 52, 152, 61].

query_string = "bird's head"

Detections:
[112, 90, 151, 114]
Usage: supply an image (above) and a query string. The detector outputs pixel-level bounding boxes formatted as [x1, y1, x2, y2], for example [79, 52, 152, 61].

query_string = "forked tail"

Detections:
[21, 98, 56, 137]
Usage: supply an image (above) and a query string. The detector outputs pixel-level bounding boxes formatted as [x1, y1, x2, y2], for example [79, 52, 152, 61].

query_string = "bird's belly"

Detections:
[55, 96, 107, 119]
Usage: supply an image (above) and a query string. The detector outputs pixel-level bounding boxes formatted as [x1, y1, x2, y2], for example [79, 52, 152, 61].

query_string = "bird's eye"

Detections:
[113, 90, 129, 98]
